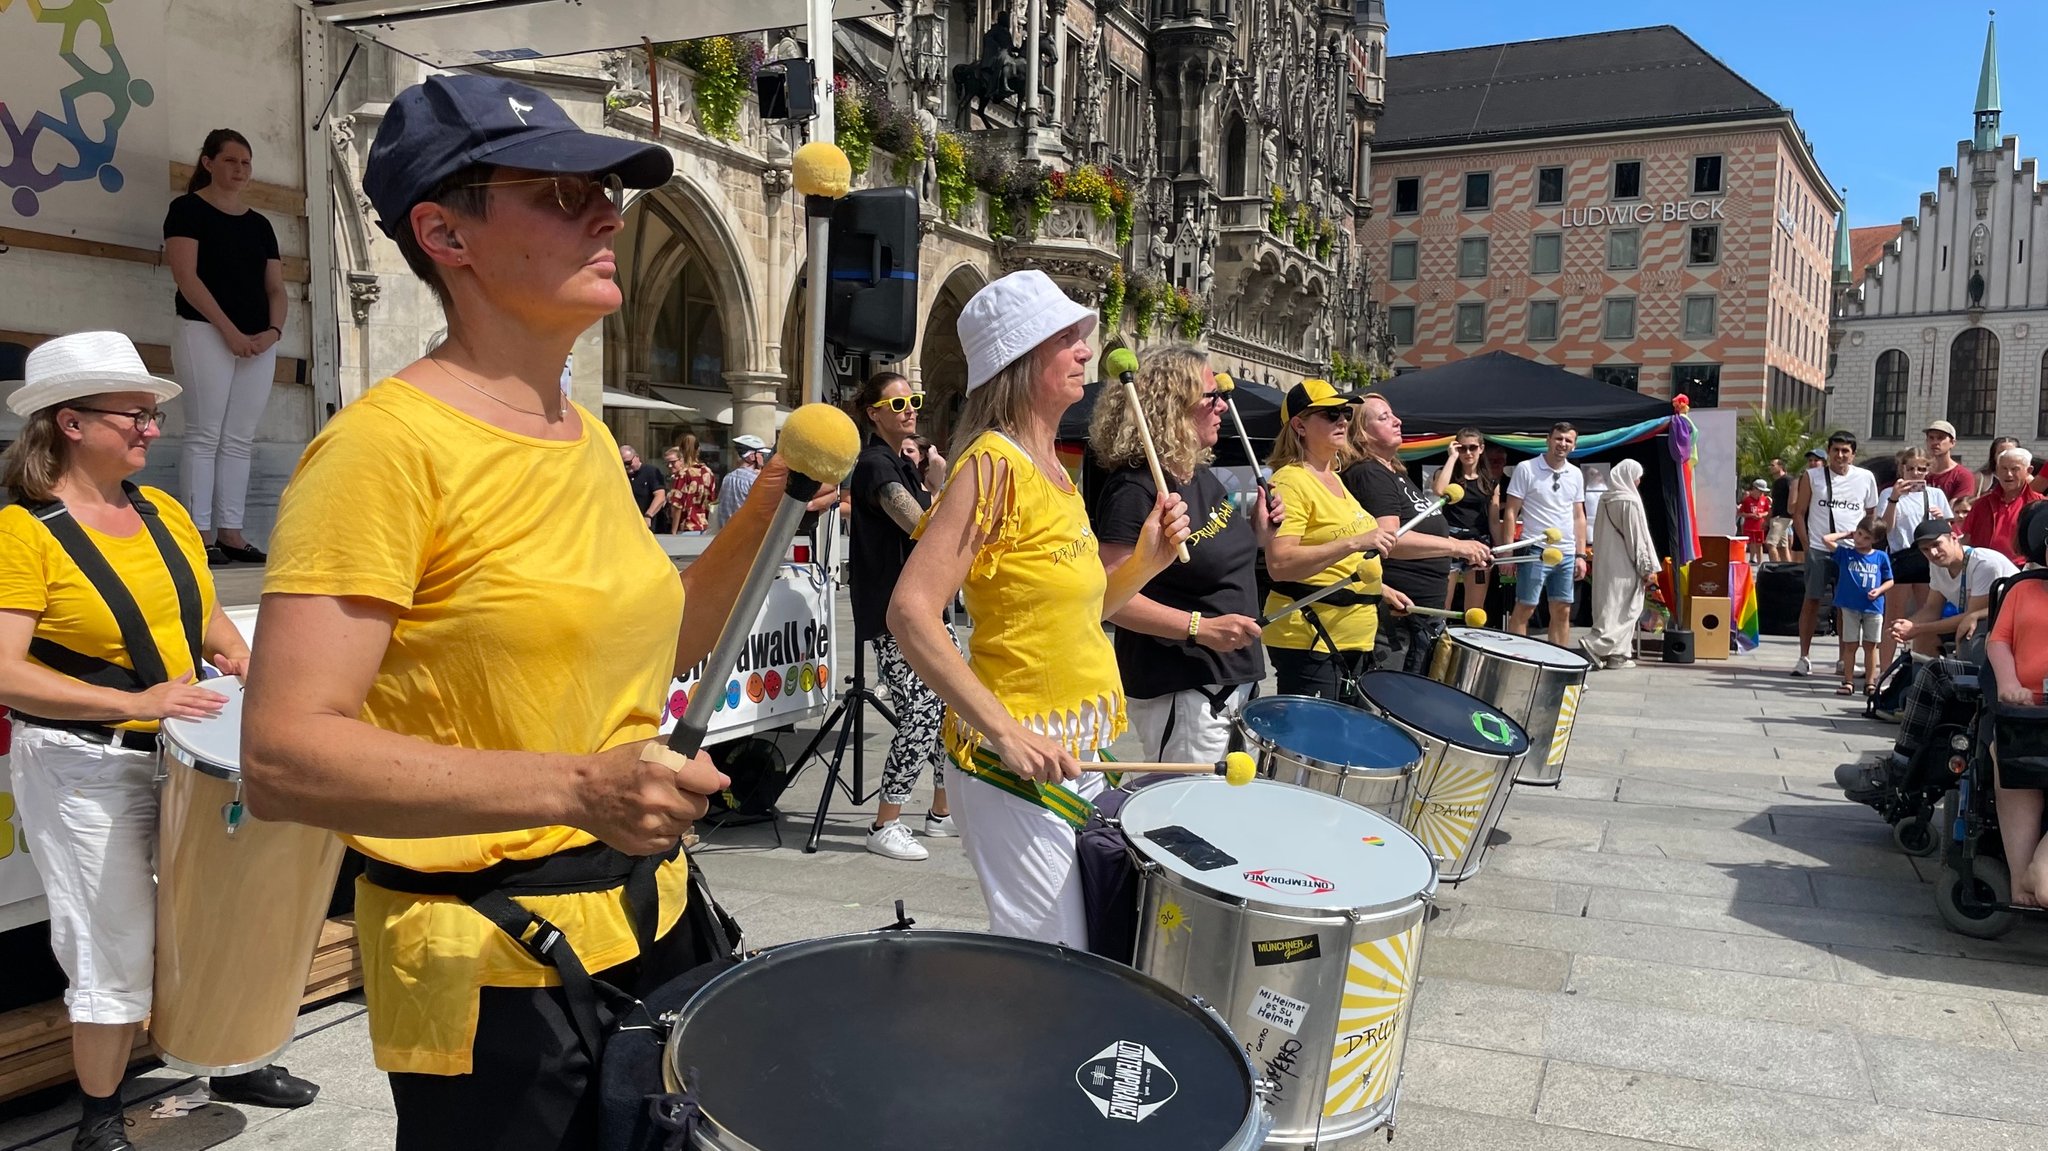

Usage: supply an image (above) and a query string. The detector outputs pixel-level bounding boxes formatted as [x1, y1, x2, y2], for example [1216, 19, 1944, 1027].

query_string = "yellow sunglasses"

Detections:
[869, 394, 926, 413]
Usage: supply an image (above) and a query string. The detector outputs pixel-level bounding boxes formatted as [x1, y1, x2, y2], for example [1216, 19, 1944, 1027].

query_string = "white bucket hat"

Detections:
[7, 331, 182, 417]
[958, 270, 1096, 393]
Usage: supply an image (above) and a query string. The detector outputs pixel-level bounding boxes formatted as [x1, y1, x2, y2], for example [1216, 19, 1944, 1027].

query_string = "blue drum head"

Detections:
[1357, 672, 1530, 755]
[1239, 695, 1420, 771]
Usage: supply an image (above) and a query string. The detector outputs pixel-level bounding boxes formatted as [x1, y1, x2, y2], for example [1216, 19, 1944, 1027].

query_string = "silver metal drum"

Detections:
[1236, 695, 1421, 822]
[1429, 627, 1592, 787]
[1123, 778, 1439, 1147]
[1355, 671, 1531, 883]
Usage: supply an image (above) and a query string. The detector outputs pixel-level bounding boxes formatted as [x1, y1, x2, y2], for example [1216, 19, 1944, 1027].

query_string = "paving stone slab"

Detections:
[1506, 793, 1761, 832]
[1482, 843, 1817, 905]
[1832, 944, 2048, 1006]
[1583, 885, 2048, 966]
[1859, 1033, 2048, 1125]
[1359, 1102, 1713, 1151]
[1491, 811, 1607, 852]
[1596, 823, 1920, 880]
[1564, 953, 1830, 1027]
[1435, 872, 1593, 917]
[1613, 778, 1863, 817]
[1448, 904, 1837, 979]
[1991, 1000, 2048, 1054]
[1395, 1039, 1547, 1121]
[1420, 936, 1575, 991]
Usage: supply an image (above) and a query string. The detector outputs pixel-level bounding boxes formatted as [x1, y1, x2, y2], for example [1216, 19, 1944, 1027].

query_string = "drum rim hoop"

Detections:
[160, 735, 240, 780]
[1442, 626, 1594, 670]
[1237, 694, 1422, 775]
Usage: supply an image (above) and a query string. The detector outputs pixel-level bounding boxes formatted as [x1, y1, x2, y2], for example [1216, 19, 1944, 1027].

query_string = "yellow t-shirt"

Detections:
[925, 432, 1124, 754]
[1260, 462, 1383, 653]
[263, 378, 688, 1075]
[0, 487, 217, 732]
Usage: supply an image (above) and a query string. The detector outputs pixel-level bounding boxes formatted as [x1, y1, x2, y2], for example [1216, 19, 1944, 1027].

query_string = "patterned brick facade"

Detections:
[1362, 123, 1835, 412]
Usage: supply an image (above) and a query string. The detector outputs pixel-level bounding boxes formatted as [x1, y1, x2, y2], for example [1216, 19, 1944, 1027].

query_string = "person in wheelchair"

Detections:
[1983, 503, 2048, 904]
[1837, 518, 2015, 803]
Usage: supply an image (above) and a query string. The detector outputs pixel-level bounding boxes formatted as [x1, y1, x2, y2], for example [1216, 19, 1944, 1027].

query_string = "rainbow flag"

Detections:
[1729, 561, 1760, 652]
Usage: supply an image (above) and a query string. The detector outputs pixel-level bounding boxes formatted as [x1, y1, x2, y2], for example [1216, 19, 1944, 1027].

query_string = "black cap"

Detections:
[1912, 518, 1956, 547]
[364, 74, 673, 240]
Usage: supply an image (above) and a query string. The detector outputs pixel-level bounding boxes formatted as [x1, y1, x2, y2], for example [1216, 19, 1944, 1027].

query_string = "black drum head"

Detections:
[1359, 671, 1530, 755]
[668, 931, 1254, 1149]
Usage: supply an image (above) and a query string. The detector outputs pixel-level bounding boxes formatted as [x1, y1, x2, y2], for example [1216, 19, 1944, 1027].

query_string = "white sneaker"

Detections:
[923, 812, 957, 838]
[1605, 656, 1636, 670]
[1791, 656, 1812, 677]
[865, 820, 928, 861]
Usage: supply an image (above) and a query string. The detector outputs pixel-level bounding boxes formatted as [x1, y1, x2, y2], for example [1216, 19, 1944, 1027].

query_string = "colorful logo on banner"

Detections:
[2, 0, 156, 218]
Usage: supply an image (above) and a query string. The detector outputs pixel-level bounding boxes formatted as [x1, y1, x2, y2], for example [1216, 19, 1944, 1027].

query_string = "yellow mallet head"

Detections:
[792, 142, 852, 199]
[1441, 482, 1465, 505]
[1540, 546, 1564, 565]
[1222, 751, 1257, 787]
[776, 403, 863, 485]
[1213, 372, 1236, 394]
[1463, 607, 1488, 627]
[1543, 527, 1563, 542]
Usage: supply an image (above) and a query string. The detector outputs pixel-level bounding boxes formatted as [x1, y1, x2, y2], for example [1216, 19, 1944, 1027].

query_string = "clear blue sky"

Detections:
[1386, 1, 2044, 230]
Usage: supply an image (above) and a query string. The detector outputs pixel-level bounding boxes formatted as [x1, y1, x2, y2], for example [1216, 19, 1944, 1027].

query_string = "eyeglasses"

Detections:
[1456, 444, 1480, 453]
[1310, 407, 1354, 424]
[869, 393, 925, 413]
[1197, 390, 1226, 406]
[464, 172, 626, 217]
[70, 406, 165, 431]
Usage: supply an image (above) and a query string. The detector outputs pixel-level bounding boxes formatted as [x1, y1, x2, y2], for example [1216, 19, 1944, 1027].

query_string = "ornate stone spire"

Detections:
[1973, 12, 2001, 152]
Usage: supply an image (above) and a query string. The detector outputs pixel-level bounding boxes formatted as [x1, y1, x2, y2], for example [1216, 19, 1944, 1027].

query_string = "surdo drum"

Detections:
[1428, 627, 1592, 787]
[1355, 671, 1531, 883]
[1235, 695, 1421, 822]
[1121, 778, 1438, 1146]
[153, 677, 346, 1075]
[662, 930, 1272, 1150]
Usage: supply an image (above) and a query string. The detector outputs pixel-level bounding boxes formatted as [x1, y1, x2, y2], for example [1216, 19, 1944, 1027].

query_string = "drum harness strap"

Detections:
[14, 483, 207, 749]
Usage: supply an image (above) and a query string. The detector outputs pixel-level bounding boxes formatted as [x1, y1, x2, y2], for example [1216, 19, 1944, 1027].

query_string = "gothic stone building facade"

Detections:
[1360, 26, 1837, 413]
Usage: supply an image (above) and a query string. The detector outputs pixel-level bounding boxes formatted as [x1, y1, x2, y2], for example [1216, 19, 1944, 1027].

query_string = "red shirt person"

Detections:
[1958, 445, 2046, 563]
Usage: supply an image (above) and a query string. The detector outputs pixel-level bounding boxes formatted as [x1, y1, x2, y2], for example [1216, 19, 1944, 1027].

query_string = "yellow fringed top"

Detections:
[920, 431, 1126, 756]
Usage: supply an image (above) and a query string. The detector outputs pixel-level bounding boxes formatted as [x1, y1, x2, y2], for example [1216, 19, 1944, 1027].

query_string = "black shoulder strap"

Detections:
[22, 486, 206, 687]
[125, 482, 207, 677]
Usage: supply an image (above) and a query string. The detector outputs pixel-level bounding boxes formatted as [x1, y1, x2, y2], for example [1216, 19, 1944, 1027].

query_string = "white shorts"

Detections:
[946, 754, 1105, 948]
[1127, 684, 1251, 765]
[8, 726, 160, 1024]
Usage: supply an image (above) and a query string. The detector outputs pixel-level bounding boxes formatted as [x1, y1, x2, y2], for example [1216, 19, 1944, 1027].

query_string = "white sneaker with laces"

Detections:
[866, 820, 929, 861]
[923, 812, 957, 838]
[1791, 655, 1812, 677]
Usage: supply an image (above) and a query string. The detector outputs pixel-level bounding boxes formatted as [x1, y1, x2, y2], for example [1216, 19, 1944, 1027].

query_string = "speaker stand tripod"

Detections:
[792, 634, 896, 853]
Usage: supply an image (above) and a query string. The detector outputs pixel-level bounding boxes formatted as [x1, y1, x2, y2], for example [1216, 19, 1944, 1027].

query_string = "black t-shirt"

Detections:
[849, 438, 930, 642]
[1342, 458, 1451, 608]
[1094, 465, 1264, 698]
[1770, 473, 1793, 519]
[1441, 471, 1493, 537]
[163, 193, 281, 335]
[629, 463, 666, 529]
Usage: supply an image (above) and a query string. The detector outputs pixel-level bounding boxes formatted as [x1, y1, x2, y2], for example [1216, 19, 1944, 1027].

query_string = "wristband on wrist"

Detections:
[1188, 611, 1202, 640]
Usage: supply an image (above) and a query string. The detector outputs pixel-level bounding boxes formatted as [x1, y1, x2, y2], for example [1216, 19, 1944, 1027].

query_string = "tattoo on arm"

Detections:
[878, 483, 925, 534]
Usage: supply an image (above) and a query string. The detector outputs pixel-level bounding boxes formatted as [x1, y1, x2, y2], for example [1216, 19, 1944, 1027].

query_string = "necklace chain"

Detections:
[430, 357, 557, 418]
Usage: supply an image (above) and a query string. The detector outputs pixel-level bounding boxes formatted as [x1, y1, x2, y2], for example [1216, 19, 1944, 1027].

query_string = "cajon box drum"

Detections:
[1688, 596, 1731, 661]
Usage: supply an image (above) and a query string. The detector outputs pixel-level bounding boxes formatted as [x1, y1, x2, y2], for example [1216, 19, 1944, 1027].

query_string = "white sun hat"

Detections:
[7, 331, 183, 417]
[957, 269, 1096, 393]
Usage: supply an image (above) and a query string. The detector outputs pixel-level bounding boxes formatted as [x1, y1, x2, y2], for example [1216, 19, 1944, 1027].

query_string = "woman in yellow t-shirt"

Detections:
[237, 76, 825, 1150]
[889, 270, 1190, 946]
[0, 331, 318, 1151]
[1260, 379, 1406, 703]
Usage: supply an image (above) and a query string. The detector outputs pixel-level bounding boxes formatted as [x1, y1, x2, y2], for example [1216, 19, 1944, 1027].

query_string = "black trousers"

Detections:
[1269, 646, 1375, 706]
[387, 919, 700, 1151]
[1374, 607, 1442, 676]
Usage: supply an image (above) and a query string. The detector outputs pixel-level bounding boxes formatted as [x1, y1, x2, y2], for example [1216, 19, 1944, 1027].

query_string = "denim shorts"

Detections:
[1514, 555, 1577, 607]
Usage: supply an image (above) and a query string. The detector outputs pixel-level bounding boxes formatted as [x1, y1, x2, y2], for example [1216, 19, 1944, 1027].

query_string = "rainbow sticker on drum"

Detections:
[1323, 921, 1422, 1118]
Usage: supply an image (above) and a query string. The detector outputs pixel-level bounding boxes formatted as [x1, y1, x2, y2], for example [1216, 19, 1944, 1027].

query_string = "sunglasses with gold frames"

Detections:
[869, 393, 926, 413]
[463, 172, 626, 217]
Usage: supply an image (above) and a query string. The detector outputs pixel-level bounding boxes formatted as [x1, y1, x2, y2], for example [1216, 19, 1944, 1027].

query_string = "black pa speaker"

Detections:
[755, 59, 816, 121]
[825, 187, 920, 357]
[1661, 628, 1696, 665]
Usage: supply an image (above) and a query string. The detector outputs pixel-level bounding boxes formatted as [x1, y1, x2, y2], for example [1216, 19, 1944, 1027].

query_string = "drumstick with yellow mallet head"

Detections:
[1492, 546, 1567, 567]
[1103, 347, 1190, 563]
[644, 401, 863, 771]
[1082, 751, 1258, 786]
[1359, 482, 1464, 559]
[1492, 527, 1563, 556]
[1396, 605, 1489, 627]
[1212, 371, 1266, 490]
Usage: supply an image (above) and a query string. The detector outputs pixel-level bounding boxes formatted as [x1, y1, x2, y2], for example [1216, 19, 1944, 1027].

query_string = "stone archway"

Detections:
[918, 263, 989, 450]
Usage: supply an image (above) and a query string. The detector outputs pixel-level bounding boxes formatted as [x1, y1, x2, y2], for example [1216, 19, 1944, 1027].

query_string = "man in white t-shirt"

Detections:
[1789, 431, 1879, 676]
[1503, 422, 1590, 647]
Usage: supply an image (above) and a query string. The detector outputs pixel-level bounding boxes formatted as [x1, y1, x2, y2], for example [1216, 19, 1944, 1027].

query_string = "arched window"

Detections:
[1224, 116, 1247, 197]
[1870, 350, 1908, 439]
[651, 258, 725, 393]
[1946, 327, 1999, 438]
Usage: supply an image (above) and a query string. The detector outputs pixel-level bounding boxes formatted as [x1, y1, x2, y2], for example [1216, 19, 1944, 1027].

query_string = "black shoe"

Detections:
[217, 541, 268, 564]
[209, 1065, 319, 1109]
[73, 1113, 133, 1151]
[1834, 760, 1888, 802]
[205, 544, 231, 567]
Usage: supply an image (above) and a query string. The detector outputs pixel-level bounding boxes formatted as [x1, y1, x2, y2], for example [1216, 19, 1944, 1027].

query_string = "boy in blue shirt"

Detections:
[1821, 514, 1894, 697]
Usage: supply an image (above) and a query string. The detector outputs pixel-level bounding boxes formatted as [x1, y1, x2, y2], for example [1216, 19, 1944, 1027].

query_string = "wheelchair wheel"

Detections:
[1935, 857, 2019, 939]
[1892, 814, 1938, 858]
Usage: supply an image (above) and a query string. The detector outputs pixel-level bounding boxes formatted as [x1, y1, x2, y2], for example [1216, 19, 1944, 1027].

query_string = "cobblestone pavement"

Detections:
[6, 608, 2045, 1150]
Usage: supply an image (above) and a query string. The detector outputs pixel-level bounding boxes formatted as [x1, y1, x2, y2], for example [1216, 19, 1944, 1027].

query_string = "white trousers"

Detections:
[8, 726, 160, 1024]
[947, 757, 1104, 947]
[173, 318, 278, 532]
[1127, 683, 1251, 764]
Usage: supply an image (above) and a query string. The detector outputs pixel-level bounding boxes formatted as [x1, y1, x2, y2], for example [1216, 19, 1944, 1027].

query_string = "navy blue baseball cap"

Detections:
[364, 73, 673, 239]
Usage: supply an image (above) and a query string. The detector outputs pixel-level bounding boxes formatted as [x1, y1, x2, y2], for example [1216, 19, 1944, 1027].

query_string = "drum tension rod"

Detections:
[880, 899, 917, 932]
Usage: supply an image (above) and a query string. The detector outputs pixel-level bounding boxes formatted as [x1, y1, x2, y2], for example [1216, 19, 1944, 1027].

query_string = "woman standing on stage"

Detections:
[889, 270, 1189, 947]
[1437, 427, 1499, 611]
[1258, 380, 1403, 702]
[848, 370, 954, 861]
[164, 129, 287, 565]
[1089, 343, 1280, 762]
[0, 332, 316, 1151]
[239, 75, 825, 1151]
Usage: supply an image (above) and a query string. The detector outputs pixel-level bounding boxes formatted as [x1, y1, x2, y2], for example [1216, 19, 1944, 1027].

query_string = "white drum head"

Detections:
[1120, 778, 1436, 916]
[1445, 626, 1592, 671]
[161, 676, 246, 778]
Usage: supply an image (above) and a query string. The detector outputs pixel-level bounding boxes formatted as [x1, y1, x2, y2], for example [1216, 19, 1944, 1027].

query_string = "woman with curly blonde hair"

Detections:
[1089, 344, 1282, 762]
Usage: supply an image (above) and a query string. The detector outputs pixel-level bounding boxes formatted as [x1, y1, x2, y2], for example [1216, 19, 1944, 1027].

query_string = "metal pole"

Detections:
[806, 0, 836, 409]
